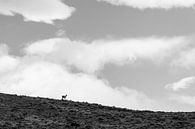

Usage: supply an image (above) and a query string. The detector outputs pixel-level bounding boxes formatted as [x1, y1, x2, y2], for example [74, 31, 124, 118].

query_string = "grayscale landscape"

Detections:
[0, 0, 195, 128]
[0, 93, 195, 128]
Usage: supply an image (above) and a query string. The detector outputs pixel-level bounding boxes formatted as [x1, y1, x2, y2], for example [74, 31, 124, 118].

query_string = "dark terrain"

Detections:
[0, 93, 195, 129]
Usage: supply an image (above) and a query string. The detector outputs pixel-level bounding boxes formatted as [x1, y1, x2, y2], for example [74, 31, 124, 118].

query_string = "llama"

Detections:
[62, 95, 67, 100]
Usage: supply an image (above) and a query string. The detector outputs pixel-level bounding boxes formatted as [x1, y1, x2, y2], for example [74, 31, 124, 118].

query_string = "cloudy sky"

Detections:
[0, 0, 195, 111]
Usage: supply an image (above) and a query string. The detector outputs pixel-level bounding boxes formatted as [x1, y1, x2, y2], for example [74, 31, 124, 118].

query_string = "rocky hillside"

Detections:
[0, 93, 195, 129]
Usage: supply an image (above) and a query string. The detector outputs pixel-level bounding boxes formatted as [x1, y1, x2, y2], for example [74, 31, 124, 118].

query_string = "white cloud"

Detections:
[0, 0, 75, 24]
[165, 77, 195, 91]
[0, 55, 19, 73]
[97, 0, 195, 9]
[0, 43, 159, 110]
[165, 76, 195, 106]
[0, 44, 19, 73]
[25, 39, 59, 55]
[25, 37, 187, 73]
[0, 36, 192, 111]
[0, 59, 156, 110]
[0, 44, 9, 56]
[169, 95, 195, 106]
[171, 47, 195, 69]
[55, 29, 67, 37]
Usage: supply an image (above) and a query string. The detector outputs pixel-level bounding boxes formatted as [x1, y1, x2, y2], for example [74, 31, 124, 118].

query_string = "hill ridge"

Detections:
[0, 93, 195, 129]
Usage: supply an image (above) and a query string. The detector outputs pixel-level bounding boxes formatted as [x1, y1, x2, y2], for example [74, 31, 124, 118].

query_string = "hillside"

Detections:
[0, 93, 195, 129]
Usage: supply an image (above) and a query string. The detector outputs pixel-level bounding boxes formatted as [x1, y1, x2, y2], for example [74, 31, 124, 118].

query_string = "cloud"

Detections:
[55, 29, 67, 37]
[169, 95, 195, 106]
[0, 44, 9, 56]
[0, 55, 156, 110]
[165, 77, 195, 106]
[0, 55, 19, 73]
[165, 77, 195, 91]
[25, 39, 59, 55]
[97, 0, 195, 9]
[171, 47, 195, 69]
[24, 37, 187, 73]
[0, 0, 75, 24]
[0, 44, 19, 73]
[0, 36, 192, 111]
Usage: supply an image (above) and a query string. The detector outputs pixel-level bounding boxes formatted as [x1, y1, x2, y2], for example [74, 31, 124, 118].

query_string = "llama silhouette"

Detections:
[61, 95, 67, 100]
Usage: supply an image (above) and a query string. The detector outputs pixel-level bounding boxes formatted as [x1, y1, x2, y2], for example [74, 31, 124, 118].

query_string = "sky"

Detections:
[0, 0, 195, 111]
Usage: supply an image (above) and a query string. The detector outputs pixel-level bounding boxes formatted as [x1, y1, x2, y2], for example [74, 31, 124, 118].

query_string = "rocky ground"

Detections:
[0, 93, 195, 129]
